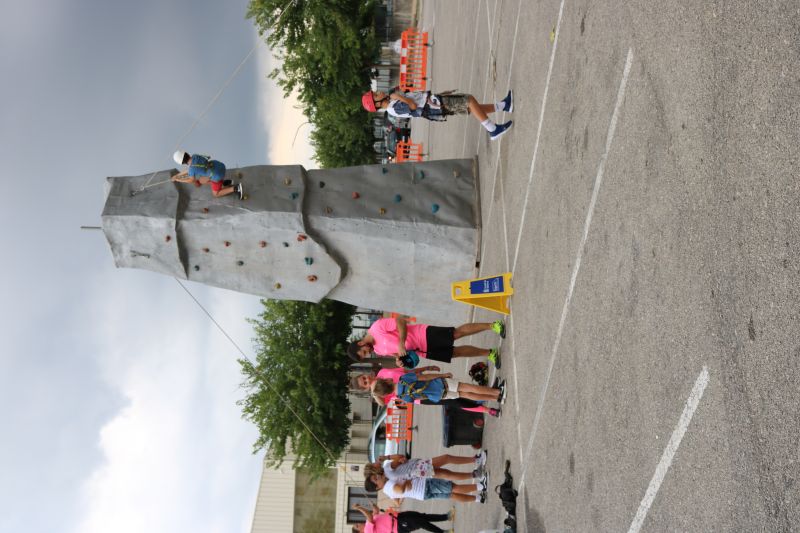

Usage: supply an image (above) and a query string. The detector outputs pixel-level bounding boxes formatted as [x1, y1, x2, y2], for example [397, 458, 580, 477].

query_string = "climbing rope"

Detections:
[133, 41, 261, 196]
[173, 278, 380, 506]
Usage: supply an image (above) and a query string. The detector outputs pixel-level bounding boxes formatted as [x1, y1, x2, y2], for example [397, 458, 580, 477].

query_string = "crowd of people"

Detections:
[349, 316, 508, 533]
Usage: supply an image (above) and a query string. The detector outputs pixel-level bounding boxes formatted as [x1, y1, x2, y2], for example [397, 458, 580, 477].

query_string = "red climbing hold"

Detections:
[352, 192, 360, 199]
[165, 235, 172, 242]
[307, 275, 318, 282]
[259, 241, 267, 248]
[224, 241, 231, 247]
[202, 207, 209, 214]
[297, 234, 308, 242]
[202, 247, 210, 253]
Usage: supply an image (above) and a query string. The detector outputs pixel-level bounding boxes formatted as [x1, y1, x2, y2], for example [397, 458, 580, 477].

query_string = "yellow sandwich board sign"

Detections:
[451, 272, 513, 315]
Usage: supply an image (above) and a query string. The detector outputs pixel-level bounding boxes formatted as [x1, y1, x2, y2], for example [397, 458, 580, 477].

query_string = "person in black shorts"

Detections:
[347, 316, 506, 368]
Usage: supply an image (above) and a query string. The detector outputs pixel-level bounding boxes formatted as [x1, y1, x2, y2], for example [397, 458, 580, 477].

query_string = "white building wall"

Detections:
[250, 457, 297, 533]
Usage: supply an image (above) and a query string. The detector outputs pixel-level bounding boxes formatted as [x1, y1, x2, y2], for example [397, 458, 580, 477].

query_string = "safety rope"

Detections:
[172, 278, 380, 506]
[133, 42, 261, 196]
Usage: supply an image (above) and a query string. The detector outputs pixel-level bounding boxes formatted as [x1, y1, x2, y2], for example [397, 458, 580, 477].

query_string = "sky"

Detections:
[0, 1, 315, 532]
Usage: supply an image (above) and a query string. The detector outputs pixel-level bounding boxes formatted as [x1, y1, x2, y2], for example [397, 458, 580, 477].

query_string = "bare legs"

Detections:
[453, 322, 495, 339]
[431, 454, 479, 481]
[450, 483, 480, 503]
[457, 382, 501, 402]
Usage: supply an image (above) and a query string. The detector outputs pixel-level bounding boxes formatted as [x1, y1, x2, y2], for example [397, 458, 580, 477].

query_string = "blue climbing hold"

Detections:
[394, 194, 402, 203]
[290, 192, 299, 200]
[382, 167, 388, 174]
[431, 203, 440, 213]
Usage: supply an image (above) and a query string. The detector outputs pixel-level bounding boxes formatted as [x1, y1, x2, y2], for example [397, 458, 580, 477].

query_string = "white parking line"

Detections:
[478, 0, 559, 275]
[627, 367, 710, 533]
[519, 47, 633, 484]
[509, 0, 566, 272]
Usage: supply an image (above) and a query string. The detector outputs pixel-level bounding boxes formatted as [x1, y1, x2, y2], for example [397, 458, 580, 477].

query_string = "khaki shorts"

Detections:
[443, 378, 460, 399]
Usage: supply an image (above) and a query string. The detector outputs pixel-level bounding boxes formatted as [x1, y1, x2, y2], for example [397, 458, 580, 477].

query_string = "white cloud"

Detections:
[75, 273, 264, 533]
[253, 37, 317, 169]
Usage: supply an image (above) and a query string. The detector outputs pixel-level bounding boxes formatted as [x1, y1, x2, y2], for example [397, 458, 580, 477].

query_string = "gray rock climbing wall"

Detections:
[101, 159, 480, 320]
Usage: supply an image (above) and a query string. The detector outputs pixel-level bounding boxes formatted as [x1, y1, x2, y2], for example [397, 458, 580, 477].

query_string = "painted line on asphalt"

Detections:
[518, 48, 633, 485]
[509, 0, 566, 272]
[627, 367, 710, 533]
[478, 0, 555, 274]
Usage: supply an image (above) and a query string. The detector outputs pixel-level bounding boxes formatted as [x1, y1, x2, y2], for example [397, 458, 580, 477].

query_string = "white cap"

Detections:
[173, 150, 189, 165]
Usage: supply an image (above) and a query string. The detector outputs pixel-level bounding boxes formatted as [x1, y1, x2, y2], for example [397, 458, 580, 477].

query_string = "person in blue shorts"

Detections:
[171, 150, 243, 199]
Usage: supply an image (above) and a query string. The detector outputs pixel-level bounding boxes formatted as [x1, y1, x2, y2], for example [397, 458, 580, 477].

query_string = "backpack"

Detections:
[495, 460, 518, 531]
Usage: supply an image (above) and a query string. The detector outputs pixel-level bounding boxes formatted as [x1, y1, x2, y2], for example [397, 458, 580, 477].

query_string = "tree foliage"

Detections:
[238, 299, 356, 475]
[247, 0, 380, 168]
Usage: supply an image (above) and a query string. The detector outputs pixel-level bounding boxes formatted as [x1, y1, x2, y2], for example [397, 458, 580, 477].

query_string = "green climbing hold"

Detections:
[394, 194, 402, 203]
[290, 192, 299, 200]
[305, 257, 313, 265]
[431, 203, 440, 213]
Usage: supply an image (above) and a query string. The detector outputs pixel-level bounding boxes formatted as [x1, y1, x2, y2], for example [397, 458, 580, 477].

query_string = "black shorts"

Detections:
[424, 326, 455, 363]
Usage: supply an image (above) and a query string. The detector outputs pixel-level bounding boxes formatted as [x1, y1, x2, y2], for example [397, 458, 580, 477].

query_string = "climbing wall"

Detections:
[101, 159, 480, 320]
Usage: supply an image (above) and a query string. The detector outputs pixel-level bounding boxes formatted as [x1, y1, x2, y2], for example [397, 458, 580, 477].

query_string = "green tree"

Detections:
[247, 0, 380, 167]
[238, 299, 356, 475]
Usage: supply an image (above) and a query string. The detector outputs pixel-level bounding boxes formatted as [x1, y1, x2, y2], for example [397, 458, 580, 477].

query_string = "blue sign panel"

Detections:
[469, 275, 504, 294]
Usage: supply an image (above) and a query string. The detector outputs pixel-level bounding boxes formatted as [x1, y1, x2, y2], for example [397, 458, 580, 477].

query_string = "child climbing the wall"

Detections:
[370, 369, 506, 407]
[365, 454, 488, 504]
[361, 89, 514, 141]
[171, 150, 244, 199]
[351, 369, 501, 417]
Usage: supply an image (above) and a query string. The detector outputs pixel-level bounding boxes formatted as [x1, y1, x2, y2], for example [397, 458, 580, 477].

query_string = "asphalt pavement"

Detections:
[402, 1, 800, 532]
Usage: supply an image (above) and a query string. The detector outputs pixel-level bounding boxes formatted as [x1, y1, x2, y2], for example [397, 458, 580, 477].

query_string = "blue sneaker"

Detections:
[489, 121, 513, 141]
[501, 89, 513, 112]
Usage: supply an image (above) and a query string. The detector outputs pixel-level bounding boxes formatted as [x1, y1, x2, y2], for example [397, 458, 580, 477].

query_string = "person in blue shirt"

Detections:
[171, 150, 243, 199]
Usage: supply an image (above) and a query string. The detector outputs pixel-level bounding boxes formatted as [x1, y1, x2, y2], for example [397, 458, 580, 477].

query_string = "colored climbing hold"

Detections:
[550, 26, 556, 43]
[304, 257, 313, 265]
[418, 171, 426, 179]
[165, 235, 171, 242]
[297, 234, 307, 242]
[283, 242, 289, 247]
[307, 275, 318, 282]
[382, 167, 388, 174]
[393, 194, 402, 203]
[431, 203, 440, 213]
[259, 241, 267, 248]
[284, 178, 292, 186]
[379, 208, 387, 215]
[325, 206, 333, 214]
[237, 260, 244, 266]
[194, 265, 200, 271]
[290, 192, 299, 200]
[453, 169, 461, 178]
[202, 207, 209, 213]
[319, 181, 325, 188]
[274, 283, 282, 289]
[352, 192, 360, 199]
[224, 241, 231, 247]
[202, 247, 210, 253]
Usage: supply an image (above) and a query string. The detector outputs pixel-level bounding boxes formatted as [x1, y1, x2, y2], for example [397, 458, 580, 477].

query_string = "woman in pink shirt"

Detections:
[351, 503, 453, 533]
[347, 317, 505, 368]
